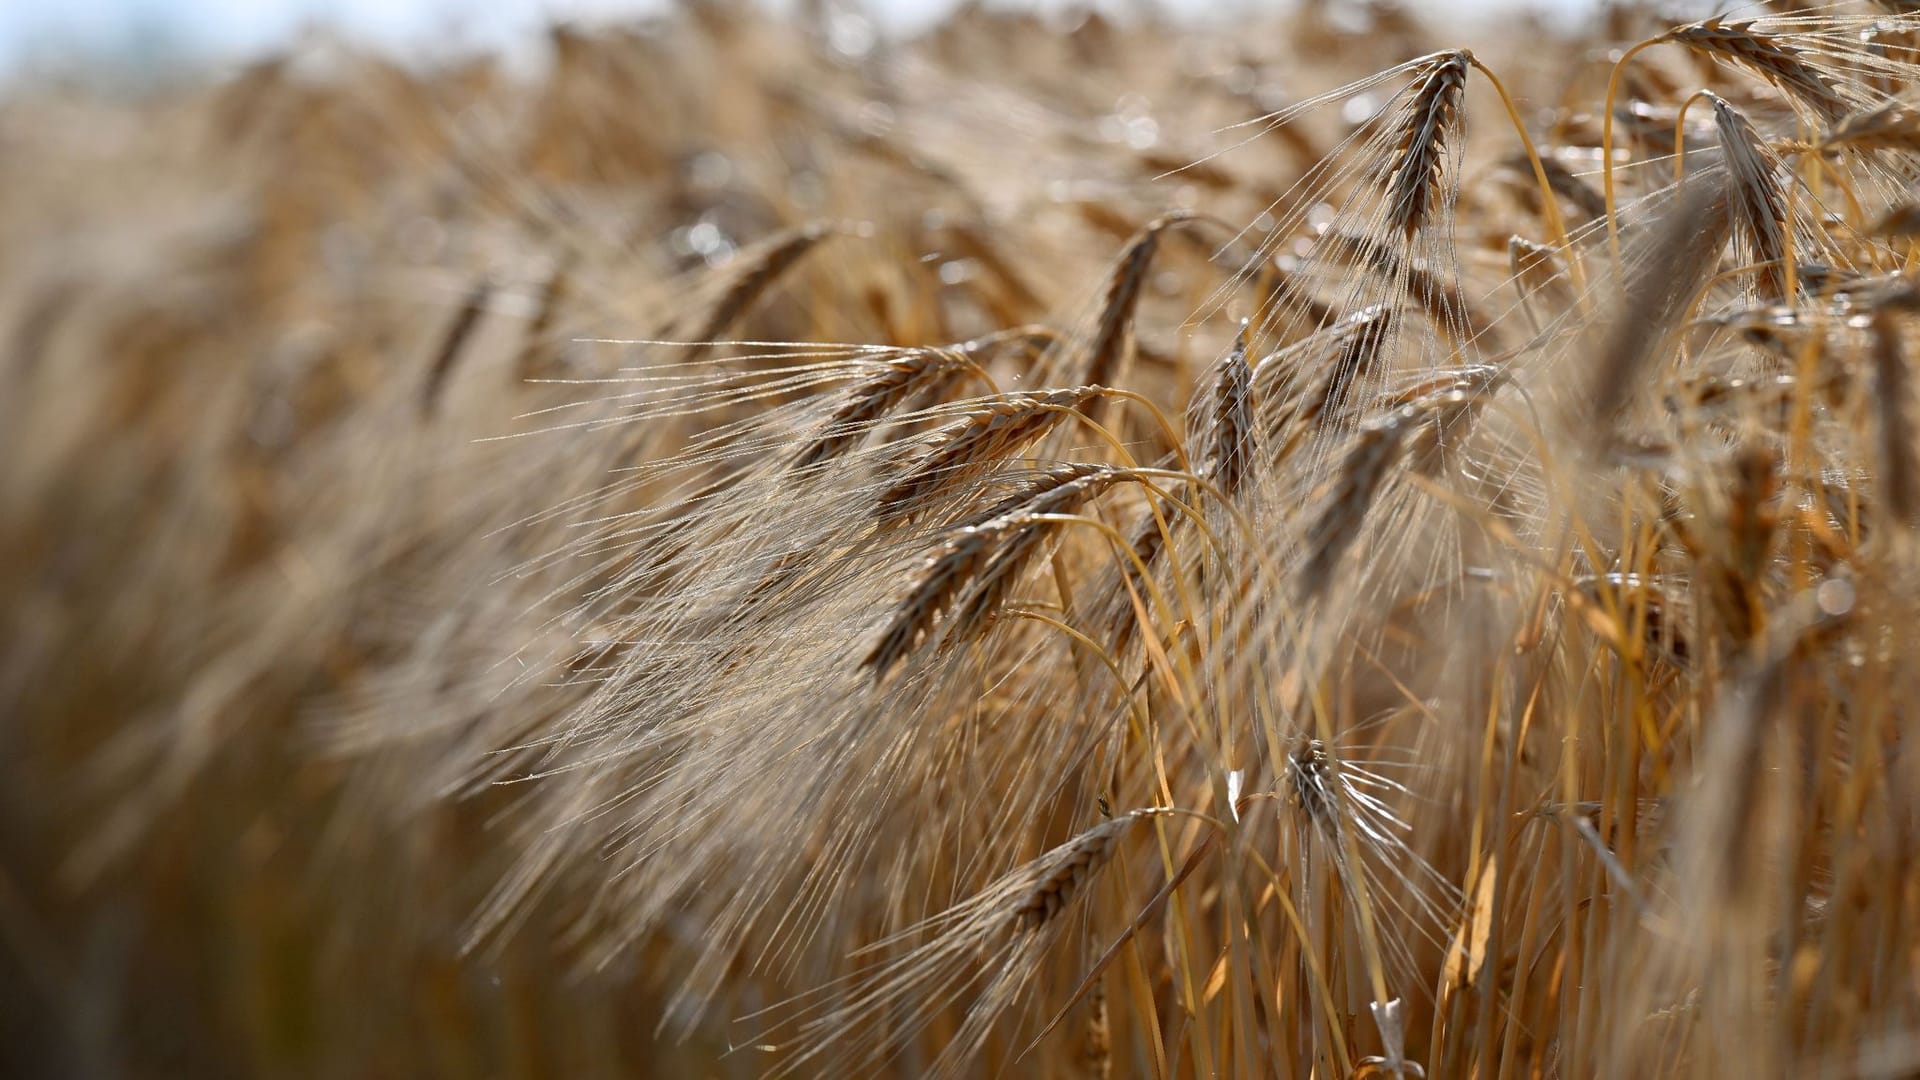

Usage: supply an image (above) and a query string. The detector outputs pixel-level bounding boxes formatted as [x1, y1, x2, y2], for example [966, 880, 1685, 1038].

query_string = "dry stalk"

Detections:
[1871, 299, 1919, 526]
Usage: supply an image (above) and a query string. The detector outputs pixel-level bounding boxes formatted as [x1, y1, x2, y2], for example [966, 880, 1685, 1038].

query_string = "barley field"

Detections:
[6, 1, 1920, 1076]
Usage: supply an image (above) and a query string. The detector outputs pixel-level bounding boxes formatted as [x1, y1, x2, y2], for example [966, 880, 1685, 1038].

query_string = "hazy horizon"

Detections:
[0, 0, 1607, 80]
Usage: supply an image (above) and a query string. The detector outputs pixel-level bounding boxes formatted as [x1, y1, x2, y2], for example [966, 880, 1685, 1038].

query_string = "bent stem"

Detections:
[1469, 53, 1589, 305]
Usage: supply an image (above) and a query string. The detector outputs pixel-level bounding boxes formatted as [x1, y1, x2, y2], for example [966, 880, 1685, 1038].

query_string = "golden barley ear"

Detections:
[1380, 52, 1470, 241]
[1708, 94, 1792, 302]
[1188, 319, 1256, 497]
[1069, 210, 1210, 389]
[1666, 19, 1853, 124]
[872, 387, 1109, 523]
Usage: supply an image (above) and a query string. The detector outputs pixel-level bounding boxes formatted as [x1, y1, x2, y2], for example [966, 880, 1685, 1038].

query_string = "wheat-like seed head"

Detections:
[1196, 321, 1255, 497]
[874, 387, 1109, 521]
[1820, 99, 1920, 153]
[1666, 19, 1853, 123]
[793, 347, 974, 469]
[1077, 211, 1201, 389]
[1381, 52, 1469, 241]
[867, 464, 1142, 678]
[681, 221, 836, 361]
[1709, 94, 1792, 302]
[1011, 809, 1170, 932]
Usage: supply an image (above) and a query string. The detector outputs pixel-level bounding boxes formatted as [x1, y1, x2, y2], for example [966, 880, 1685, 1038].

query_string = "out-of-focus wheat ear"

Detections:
[1871, 295, 1919, 528]
[1502, 153, 1608, 225]
[1401, 370, 1508, 477]
[1298, 405, 1416, 598]
[1695, 444, 1781, 648]
[1509, 235, 1572, 333]
[511, 253, 576, 380]
[1255, 257, 1340, 337]
[1381, 52, 1469, 240]
[1574, 572, 1693, 668]
[4, 277, 77, 384]
[1583, 179, 1732, 453]
[1253, 305, 1396, 442]
[1082, 971, 1112, 1080]
[419, 275, 493, 417]
[1665, 19, 1852, 124]
[1308, 302, 1396, 432]
[1012, 809, 1172, 932]
[1819, 99, 1920, 154]
[1078, 210, 1202, 388]
[1709, 94, 1793, 302]
[874, 386, 1109, 523]
[678, 220, 836, 362]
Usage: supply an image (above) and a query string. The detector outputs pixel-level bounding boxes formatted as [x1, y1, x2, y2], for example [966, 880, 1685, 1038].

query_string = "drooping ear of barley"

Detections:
[1583, 178, 1734, 449]
[1665, 19, 1853, 123]
[867, 464, 1145, 678]
[873, 386, 1110, 522]
[1380, 52, 1470, 241]
[1070, 211, 1203, 390]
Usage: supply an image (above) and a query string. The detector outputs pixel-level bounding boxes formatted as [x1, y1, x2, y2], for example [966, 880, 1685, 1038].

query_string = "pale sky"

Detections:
[0, 0, 1601, 80]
